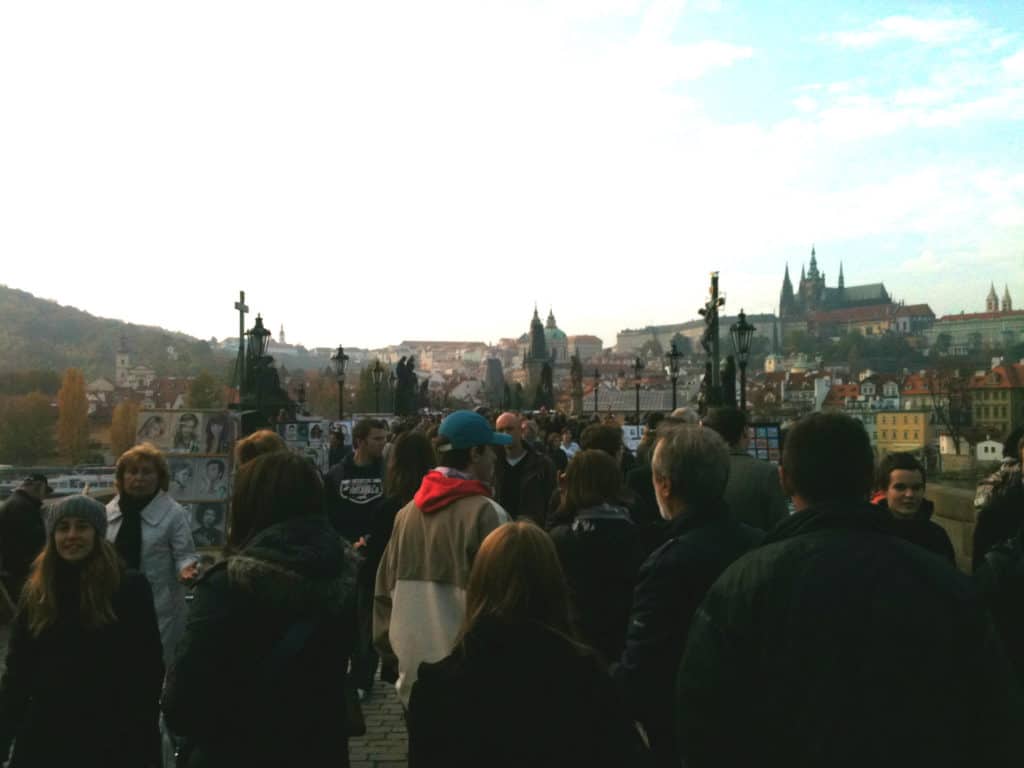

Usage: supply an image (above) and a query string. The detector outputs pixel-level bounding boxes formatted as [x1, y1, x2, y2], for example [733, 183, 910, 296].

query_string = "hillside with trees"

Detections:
[0, 284, 231, 378]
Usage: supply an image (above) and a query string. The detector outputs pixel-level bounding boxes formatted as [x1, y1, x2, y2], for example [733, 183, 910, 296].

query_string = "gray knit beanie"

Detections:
[46, 495, 109, 539]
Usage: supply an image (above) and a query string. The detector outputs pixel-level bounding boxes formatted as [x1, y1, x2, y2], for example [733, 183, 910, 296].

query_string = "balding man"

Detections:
[492, 411, 557, 527]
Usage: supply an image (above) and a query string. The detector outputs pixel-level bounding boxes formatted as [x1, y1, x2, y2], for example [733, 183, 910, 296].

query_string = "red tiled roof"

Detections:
[893, 304, 934, 317]
[808, 305, 894, 324]
[937, 310, 1024, 322]
[970, 364, 1024, 390]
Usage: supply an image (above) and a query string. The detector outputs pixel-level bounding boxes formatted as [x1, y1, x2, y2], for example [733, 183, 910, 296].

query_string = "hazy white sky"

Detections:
[2, 0, 1022, 350]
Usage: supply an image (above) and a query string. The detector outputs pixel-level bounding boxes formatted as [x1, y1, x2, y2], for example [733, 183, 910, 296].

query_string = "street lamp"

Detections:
[730, 309, 756, 412]
[371, 359, 385, 414]
[246, 314, 272, 358]
[593, 368, 600, 414]
[633, 357, 644, 432]
[330, 345, 349, 420]
[664, 340, 682, 411]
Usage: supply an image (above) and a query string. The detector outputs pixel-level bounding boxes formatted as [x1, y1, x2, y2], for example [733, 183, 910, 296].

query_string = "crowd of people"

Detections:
[0, 408, 1021, 766]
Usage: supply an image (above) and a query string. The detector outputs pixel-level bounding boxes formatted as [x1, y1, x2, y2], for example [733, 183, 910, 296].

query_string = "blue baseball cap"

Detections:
[438, 410, 513, 451]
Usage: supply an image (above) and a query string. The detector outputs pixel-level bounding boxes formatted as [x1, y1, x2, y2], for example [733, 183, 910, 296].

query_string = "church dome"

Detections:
[544, 327, 567, 342]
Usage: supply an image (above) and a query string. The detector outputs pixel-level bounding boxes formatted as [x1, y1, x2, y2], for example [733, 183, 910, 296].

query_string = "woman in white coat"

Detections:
[107, 443, 199, 667]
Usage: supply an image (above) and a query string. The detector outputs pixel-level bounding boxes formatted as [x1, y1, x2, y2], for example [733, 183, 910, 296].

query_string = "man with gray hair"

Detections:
[611, 424, 761, 768]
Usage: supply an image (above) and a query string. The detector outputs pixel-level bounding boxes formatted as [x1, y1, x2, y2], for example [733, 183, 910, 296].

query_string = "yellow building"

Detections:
[876, 410, 932, 456]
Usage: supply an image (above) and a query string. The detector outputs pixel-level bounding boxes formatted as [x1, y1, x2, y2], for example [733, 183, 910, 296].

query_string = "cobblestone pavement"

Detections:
[349, 678, 409, 768]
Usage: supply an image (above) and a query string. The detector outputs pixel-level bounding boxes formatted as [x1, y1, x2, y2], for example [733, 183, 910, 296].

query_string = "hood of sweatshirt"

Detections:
[413, 470, 492, 514]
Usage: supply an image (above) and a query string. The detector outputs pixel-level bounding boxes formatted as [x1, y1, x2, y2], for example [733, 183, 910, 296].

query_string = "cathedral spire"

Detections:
[800, 264, 806, 281]
[1003, 285, 1013, 313]
[546, 308, 557, 330]
[987, 283, 999, 313]
[838, 261, 845, 289]
[807, 245, 820, 281]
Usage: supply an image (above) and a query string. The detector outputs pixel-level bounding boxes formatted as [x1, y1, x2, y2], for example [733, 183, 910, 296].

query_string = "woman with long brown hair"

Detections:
[407, 521, 643, 767]
[549, 449, 642, 663]
[162, 451, 358, 768]
[0, 495, 164, 767]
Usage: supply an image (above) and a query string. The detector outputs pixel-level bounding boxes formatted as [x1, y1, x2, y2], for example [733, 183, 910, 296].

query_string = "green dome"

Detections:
[544, 327, 567, 342]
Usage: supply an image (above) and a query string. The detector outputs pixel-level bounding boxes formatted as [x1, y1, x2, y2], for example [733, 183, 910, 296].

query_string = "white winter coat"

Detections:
[107, 491, 199, 667]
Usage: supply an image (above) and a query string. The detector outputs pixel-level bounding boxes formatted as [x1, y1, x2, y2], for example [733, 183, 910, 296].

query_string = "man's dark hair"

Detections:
[702, 407, 748, 447]
[782, 413, 873, 503]
[875, 452, 926, 492]
[580, 424, 623, 458]
[645, 412, 665, 431]
[353, 418, 388, 446]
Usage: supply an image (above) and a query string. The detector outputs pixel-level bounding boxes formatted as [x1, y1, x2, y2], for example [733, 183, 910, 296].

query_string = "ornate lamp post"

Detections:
[330, 345, 349, 420]
[730, 309, 756, 412]
[593, 368, 600, 414]
[633, 357, 644, 431]
[664, 340, 682, 411]
[371, 359, 385, 414]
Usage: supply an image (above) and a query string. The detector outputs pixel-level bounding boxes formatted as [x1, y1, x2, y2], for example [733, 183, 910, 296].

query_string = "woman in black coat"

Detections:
[0, 495, 164, 768]
[162, 452, 358, 768]
[549, 450, 642, 663]
[408, 521, 644, 767]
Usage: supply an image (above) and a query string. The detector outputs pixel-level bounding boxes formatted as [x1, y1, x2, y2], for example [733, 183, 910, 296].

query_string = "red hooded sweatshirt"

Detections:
[413, 470, 492, 514]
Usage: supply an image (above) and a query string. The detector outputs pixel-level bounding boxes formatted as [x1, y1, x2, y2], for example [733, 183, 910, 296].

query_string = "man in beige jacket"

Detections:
[374, 410, 511, 707]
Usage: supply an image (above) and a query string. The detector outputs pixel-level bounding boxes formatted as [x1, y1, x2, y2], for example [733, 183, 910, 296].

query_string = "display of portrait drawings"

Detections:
[168, 457, 231, 501]
[137, 410, 237, 456]
[184, 502, 227, 549]
[277, 420, 333, 473]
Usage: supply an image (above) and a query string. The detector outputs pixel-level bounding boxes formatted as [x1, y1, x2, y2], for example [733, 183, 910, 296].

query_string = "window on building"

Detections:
[904, 431, 909, 439]
[913, 431, 919, 439]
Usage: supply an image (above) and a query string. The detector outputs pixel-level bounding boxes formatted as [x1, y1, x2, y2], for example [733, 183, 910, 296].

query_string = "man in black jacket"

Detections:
[611, 424, 760, 768]
[676, 412, 1022, 768]
[493, 412, 556, 527]
[0, 475, 50, 600]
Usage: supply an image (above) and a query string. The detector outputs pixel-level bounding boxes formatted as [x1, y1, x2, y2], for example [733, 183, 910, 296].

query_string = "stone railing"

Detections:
[928, 483, 977, 573]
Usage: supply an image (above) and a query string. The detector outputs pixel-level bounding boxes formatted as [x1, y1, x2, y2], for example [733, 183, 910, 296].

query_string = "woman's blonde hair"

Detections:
[22, 535, 122, 637]
[115, 442, 169, 495]
[456, 522, 579, 648]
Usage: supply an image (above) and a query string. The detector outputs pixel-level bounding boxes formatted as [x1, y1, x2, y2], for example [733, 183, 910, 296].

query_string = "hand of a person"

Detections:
[178, 562, 200, 583]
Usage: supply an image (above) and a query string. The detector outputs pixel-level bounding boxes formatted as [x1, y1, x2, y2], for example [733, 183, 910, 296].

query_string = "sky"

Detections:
[1, 0, 1022, 351]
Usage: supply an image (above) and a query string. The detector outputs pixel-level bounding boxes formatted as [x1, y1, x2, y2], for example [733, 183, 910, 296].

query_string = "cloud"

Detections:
[898, 250, 947, 274]
[830, 16, 980, 49]
[1004, 49, 1024, 78]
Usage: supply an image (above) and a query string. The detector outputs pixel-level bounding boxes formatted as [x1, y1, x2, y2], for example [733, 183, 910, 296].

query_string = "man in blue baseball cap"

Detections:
[373, 410, 511, 708]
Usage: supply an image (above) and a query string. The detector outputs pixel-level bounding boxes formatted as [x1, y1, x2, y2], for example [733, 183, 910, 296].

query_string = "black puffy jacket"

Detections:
[162, 516, 358, 768]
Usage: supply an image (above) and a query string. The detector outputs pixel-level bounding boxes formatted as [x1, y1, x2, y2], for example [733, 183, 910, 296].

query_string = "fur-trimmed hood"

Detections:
[226, 515, 357, 618]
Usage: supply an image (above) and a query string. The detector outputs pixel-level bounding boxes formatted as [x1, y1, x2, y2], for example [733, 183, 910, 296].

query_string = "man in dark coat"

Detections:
[493, 412, 557, 527]
[611, 424, 761, 768]
[676, 412, 1022, 768]
[0, 475, 50, 600]
[701, 406, 787, 531]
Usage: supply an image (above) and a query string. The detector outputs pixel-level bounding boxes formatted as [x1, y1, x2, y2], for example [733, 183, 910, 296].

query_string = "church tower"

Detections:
[838, 261, 845, 290]
[779, 263, 795, 319]
[526, 306, 548, 390]
[986, 283, 999, 313]
[115, 335, 131, 388]
[1002, 285, 1013, 313]
[279, 324, 286, 345]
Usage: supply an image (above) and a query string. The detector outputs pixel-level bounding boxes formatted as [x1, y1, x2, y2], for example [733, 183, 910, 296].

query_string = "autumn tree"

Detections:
[109, 400, 140, 458]
[56, 368, 90, 463]
[186, 371, 224, 409]
[0, 392, 56, 464]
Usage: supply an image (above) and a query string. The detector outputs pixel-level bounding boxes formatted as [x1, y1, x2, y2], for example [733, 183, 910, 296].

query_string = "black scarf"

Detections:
[115, 491, 156, 570]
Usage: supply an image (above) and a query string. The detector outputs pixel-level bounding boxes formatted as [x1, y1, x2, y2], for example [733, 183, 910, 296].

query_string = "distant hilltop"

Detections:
[0, 284, 229, 378]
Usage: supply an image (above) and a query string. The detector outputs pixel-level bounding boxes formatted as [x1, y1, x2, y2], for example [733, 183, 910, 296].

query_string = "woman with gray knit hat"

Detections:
[0, 495, 165, 768]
